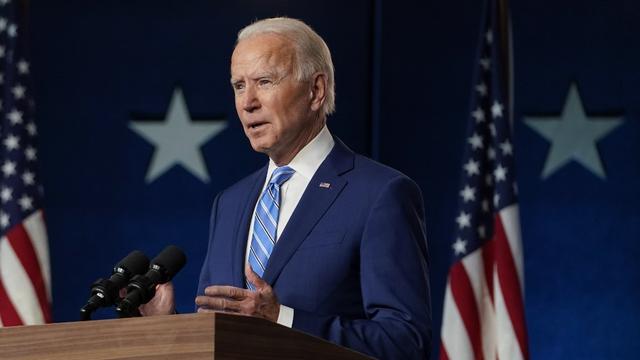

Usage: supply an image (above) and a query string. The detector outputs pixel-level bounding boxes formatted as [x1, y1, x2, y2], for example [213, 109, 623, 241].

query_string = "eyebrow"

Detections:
[230, 70, 284, 86]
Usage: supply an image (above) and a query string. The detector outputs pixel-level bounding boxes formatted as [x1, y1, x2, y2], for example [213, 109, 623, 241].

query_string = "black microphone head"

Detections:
[150, 245, 186, 282]
[115, 250, 150, 277]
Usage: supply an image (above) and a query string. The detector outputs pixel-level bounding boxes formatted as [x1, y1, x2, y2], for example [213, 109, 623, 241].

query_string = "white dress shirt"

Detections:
[245, 124, 334, 327]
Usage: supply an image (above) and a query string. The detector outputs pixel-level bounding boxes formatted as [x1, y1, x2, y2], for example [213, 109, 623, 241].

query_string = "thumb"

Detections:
[245, 263, 268, 289]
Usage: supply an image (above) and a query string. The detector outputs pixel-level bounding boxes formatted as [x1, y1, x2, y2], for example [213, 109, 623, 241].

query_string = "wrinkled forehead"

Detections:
[230, 34, 296, 77]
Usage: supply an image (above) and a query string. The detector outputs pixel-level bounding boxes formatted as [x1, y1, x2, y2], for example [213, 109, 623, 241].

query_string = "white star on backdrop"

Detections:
[524, 84, 624, 179]
[129, 88, 227, 183]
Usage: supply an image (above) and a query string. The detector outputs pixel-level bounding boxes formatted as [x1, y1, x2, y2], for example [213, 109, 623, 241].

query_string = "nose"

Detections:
[241, 85, 260, 113]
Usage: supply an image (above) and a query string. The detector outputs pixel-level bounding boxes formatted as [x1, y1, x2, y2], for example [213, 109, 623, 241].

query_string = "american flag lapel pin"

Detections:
[319, 182, 331, 189]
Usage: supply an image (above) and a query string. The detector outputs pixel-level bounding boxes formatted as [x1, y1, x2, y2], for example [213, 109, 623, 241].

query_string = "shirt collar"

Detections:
[267, 124, 335, 181]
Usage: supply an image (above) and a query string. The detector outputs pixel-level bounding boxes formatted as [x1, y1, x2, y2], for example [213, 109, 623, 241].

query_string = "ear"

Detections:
[309, 72, 327, 112]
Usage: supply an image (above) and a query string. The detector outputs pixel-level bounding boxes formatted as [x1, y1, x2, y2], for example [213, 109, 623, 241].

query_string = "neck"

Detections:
[271, 118, 325, 166]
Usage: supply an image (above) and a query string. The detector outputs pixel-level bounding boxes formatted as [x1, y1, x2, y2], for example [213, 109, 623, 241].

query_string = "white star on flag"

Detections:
[456, 211, 471, 229]
[18, 195, 33, 211]
[494, 164, 507, 182]
[2, 160, 16, 176]
[472, 107, 485, 123]
[460, 185, 476, 202]
[3, 134, 19, 150]
[500, 140, 513, 155]
[22, 171, 35, 185]
[468, 133, 484, 150]
[17, 59, 29, 74]
[452, 238, 467, 255]
[11, 84, 25, 99]
[0, 211, 9, 228]
[491, 100, 503, 118]
[0, 186, 12, 203]
[464, 159, 480, 176]
[476, 82, 488, 97]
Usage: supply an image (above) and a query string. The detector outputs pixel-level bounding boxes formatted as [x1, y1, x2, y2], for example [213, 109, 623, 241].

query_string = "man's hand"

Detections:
[195, 264, 280, 322]
[138, 282, 176, 316]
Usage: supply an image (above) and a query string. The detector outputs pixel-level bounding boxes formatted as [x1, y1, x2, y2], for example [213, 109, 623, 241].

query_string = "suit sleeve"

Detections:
[196, 192, 222, 297]
[292, 175, 432, 359]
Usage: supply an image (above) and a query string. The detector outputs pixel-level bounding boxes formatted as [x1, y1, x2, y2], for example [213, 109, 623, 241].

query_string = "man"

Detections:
[144, 17, 431, 359]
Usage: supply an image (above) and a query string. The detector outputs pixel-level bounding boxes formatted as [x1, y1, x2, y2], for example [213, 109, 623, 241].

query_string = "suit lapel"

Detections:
[231, 166, 267, 288]
[262, 138, 355, 285]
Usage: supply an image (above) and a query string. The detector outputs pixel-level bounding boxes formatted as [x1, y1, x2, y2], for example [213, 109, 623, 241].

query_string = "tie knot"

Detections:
[269, 166, 295, 186]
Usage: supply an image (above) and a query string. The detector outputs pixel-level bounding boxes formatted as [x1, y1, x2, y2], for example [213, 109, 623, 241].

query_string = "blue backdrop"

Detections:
[26, 1, 639, 359]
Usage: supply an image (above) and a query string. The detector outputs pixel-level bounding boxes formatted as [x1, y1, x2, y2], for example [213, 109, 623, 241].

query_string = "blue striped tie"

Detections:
[247, 166, 295, 289]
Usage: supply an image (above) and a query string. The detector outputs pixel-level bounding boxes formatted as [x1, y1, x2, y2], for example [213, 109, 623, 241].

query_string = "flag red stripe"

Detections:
[439, 341, 450, 360]
[449, 262, 484, 360]
[0, 277, 23, 326]
[482, 235, 496, 304]
[494, 215, 529, 358]
[6, 223, 52, 323]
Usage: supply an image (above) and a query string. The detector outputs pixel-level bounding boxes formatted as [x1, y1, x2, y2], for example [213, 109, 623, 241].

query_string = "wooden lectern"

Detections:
[0, 313, 372, 359]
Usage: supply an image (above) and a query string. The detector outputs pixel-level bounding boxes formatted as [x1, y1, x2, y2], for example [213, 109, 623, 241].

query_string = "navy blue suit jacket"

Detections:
[197, 138, 431, 359]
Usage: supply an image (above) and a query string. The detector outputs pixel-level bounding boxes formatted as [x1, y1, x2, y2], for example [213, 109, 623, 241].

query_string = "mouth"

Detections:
[247, 121, 268, 130]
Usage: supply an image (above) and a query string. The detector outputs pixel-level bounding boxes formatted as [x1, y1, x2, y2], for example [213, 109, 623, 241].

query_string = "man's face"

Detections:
[231, 34, 320, 164]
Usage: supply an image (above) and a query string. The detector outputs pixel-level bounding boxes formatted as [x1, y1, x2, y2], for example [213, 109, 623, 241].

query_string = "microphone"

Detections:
[116, 245, 186, 318]
[80, 250, 150, 320]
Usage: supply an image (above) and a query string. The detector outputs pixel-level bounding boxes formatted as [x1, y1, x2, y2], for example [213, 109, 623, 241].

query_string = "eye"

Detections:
[257, 78, 273, 88]
[232, 81, 245, 93]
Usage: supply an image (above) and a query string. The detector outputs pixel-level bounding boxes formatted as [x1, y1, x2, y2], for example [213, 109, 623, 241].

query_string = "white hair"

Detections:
[237, 17, 336, 116]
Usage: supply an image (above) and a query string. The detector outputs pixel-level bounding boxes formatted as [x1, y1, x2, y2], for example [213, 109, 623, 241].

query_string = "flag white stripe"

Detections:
[441, 282, 475, 360]
[494, 267, 525, 360]
[0, 236, 45, 325]
[499, 205, 525, 292]
[462, 250, 497, 360]
[23, 210, 51, 301]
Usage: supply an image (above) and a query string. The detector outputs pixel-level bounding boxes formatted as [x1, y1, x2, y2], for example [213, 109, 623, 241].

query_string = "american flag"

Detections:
[0, 0, 51, 327]
[439, 0, 529, 359]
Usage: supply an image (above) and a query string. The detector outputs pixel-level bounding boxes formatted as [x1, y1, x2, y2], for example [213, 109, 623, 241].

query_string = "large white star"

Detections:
[524, 84, 623, 179]
[129, 88, 227, 183]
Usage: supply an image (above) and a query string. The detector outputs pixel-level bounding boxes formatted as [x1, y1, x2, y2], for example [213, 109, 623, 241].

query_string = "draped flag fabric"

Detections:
[439, 0, 529, 358]
[0, 0, 52, 327]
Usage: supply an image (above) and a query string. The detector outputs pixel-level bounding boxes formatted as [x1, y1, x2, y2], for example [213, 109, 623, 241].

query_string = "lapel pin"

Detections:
[319, 182, 331, 189]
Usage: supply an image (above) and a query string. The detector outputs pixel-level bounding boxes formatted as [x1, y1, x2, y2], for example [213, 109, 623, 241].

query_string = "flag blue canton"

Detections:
[451, 4, 518, 262]
[0, 1, 43, 236]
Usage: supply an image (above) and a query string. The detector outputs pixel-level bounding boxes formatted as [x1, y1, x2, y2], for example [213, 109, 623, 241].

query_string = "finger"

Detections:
[195, 296, 241, 312]
[245, 263, 268, 289]
[204, 285, 246, 299]
[197, 307, 216, 313]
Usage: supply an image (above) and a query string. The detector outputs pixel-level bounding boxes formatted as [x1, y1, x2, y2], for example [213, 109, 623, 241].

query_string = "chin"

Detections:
[248, 138, 273, 155]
